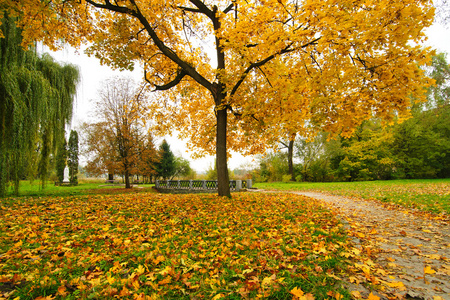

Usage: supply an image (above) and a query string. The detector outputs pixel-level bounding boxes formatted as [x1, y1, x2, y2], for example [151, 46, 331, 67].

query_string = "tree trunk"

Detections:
[213, 5, 231, 197]
[216, 107, 231, 197]
[125, 169, 131, 188]
[108, 173, 114, 181]
[288, 139, 295, 181]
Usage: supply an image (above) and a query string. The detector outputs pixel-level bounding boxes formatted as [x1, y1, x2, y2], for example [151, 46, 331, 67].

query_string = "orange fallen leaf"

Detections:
[367, 292, 380, 300]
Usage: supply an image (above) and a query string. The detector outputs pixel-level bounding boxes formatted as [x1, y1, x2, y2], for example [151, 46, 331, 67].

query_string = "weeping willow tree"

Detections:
[0, 14, 80, 196]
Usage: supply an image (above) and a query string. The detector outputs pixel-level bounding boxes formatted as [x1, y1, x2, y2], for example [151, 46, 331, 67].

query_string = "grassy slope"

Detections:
[3, 180, 156, 198]
[255, 179, 450, 214]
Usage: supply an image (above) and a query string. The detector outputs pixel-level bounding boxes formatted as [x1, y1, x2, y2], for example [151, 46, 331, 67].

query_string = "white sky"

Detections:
[45, 22, 450, 173]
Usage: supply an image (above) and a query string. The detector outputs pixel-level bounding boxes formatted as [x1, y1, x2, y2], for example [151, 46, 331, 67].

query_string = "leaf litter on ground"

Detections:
[0, 192, 366, 299]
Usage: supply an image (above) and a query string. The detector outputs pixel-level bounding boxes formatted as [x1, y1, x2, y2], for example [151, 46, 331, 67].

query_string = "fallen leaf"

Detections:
[291, 287, 304, 298]
[367, 292, 380, 300]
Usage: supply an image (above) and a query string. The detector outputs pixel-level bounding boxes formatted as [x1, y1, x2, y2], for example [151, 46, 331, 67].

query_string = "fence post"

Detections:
[177, 180, 180, 188]
[236, 180, 242, 192]
[189, 180, 193, 190]
[202, 180, 207, 189]
[246, 179, 252, 189]
[156, 180, 160, 188]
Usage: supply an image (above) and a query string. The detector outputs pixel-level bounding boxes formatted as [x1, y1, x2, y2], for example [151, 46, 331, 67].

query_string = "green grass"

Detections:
[3, 180, 156, 198]
[255, 178, 450, 214]
[0, 192, 353, 299]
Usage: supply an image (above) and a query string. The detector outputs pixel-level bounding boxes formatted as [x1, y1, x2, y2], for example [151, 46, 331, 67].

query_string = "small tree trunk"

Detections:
[288, 139, 295, 181]
[108, 173, 114, 181]
[125, 169, 131, 188]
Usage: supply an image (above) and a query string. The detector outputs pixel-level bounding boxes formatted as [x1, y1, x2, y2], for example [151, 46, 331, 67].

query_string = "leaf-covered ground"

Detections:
[269, 191, 450, 300]
[0, 193, 355, 299]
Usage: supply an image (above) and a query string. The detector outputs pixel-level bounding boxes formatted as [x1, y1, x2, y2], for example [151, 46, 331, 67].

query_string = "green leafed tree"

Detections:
[156, 140, 176, 181]
[171, 156, 193, 180]
[55, 136, 67, 183]
[0, 15, 79, 196]
[68, 130, 79, 184]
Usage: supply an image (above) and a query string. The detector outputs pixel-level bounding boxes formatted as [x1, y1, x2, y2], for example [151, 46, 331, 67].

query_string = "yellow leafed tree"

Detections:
[0, 0, 434, 196]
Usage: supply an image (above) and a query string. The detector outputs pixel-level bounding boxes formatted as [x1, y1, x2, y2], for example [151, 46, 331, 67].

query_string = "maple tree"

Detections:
[135, 131, 159, 183]
[1, 0, 435, 196]
[82, 76, 149, 188]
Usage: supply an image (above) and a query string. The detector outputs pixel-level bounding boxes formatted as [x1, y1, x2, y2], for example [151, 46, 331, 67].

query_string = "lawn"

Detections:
[254, 179, 450, 215]
[3, 180, 156, 198]
[0, 192, 353, 299]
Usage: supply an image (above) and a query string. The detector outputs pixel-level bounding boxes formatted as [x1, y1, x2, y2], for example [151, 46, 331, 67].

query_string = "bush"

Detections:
[295, 174, 302, 182]
[282, 174, 292, 182]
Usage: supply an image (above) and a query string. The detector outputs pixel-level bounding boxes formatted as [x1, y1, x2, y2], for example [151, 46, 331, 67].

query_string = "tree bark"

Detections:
[213, 5, 231, 197]
[125, 168, 131, 188]
[288, 139, 295, 181]
[216, 107, 231, 197]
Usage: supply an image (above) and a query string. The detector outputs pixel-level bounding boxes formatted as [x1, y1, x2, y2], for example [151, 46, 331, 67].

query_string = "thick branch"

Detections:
[86, 0, 212, 92]
[188, 0, 215, 20]
[149, 69, 187, 91]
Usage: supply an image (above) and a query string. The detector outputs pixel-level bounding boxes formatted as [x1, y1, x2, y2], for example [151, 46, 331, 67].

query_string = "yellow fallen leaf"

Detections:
[387, 281, 405, 288]
[424, 266, 436, 274]
[367, 292, 380, 300]
[136, 264, 145, 275]
[291, 286, 304, 298]
[212, 294, 224, 300]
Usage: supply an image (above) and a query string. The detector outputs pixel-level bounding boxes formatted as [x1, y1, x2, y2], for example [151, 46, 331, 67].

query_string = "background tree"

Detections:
[136, 132, 159, 183]
[0, 14, 79, 196]
[82, 121, 119, 179]
[171, 156, 193, 180]
[5, 0, 434, 196]
[55, 137, 67, 183]
[82, 77, 148, 188]
[156, 140, 176, 181]
[68, 130, 79, 184]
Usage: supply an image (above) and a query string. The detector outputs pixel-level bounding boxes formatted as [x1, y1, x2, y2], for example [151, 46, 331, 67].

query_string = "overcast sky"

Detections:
[45, 22, 450, 173]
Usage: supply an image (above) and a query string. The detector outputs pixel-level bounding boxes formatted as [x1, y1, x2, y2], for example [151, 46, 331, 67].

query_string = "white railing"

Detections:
[155, 179, 252, 192]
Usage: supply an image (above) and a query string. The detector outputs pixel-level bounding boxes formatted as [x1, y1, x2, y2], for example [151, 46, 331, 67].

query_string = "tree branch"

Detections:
[85, 0, 212, 92]
[149, 69, 187, 91]
[178, 6, 202, 13]
[188, 0, 215, 20]
[230, 37, 321, 98]
[223, 3, 234, 14]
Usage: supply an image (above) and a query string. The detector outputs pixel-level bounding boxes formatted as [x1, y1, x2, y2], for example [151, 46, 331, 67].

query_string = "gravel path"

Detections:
[254, 190, 450, 299]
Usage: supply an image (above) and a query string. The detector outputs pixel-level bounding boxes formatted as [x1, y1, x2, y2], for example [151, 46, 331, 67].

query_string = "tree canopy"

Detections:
[0, 14, 79, 196]
[82, 76, 149, 188]
[1, 0, 435, 196]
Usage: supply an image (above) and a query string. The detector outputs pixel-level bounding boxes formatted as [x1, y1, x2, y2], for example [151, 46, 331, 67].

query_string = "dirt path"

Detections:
[253, 190, 450, 300]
